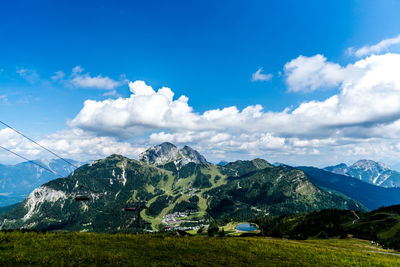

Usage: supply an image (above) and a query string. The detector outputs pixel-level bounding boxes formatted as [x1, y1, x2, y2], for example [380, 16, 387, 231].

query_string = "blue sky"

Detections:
[1, 0, 400, 168]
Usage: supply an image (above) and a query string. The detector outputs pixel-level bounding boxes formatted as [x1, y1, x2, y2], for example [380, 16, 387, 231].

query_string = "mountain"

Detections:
[298, 166, 400, 210]
[0, 145, 365, 232]
[138, 142, 208, 167]
[206, 165, 364, 220]
[324, 163, 348, 175]
[0, 159, 84, 206]
[0, 203, 19, 215]
[324, 160, 400, 187]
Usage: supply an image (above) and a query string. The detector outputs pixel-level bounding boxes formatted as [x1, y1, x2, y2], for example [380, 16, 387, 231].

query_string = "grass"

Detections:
[378, 213, 400, 240]
[0, 232, 399, 266]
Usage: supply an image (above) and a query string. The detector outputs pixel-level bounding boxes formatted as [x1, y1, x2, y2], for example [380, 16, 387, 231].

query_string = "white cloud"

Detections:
[70, 69, 121, 90]
[0, 128, 145, 163]
[4, 53, 400, 168]
[51, 71, 65, 81]
[284, 54, 346, 92]
[71, 55, 400, 138]
[50, 66, 124, 91]
[72, 66, 84, 74]
[66, 53, 400, 166]
[16, 68, 40, 83]
[69, 81, 197, 137]
[352, 34, 400, 57]
[251, 68, 273, 82]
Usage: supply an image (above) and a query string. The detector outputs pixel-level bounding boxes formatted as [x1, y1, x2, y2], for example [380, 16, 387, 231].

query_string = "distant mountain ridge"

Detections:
[0, 159, 84, 206]
[324, 159, 400, 188]
[298, 166, 400, 210]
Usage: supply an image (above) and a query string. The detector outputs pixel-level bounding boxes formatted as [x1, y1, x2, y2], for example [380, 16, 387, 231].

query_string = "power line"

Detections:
[0, 120, 79, 169]
[0, 145, 60, 177]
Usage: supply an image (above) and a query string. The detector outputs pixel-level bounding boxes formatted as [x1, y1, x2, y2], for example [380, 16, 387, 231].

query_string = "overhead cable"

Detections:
[0, 120, 79, 169]
[0, 144, 59, 176]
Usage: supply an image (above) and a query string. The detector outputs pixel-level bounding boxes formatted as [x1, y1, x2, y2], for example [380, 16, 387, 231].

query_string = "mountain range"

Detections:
[0, 142, 367, 232]
[1, 143, 400, 233]
[0, 159, 83, 206]
[324, 160, 400, 188]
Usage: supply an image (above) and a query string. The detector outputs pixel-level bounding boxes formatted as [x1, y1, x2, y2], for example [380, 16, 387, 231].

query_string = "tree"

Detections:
[207, 224, 219, 237]
[218, 228, 225, 237]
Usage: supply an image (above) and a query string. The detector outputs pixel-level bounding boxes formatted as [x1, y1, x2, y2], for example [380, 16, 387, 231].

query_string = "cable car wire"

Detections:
[0, 120, 79, 169]
[0, 144, 60, 176]
[0, 120, 145, 216]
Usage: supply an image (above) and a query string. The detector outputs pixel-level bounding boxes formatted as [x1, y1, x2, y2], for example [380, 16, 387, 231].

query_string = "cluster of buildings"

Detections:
[162, 211, 207, 231]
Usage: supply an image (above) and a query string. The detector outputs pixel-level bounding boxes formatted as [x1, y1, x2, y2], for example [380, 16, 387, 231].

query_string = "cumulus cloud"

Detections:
[72, 53, 400, 139]
[351, 34, 400, 57]
[284, 54, 346, 92]
[66, 53, 400, 167]
[0, 128, 145, 163]
[251, 68, 273, 82]
[69, 80, 197, 137]
[5, 52, 400, 168]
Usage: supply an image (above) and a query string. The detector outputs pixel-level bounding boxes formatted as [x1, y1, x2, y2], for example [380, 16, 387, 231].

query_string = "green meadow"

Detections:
[0, 231, 400, 266]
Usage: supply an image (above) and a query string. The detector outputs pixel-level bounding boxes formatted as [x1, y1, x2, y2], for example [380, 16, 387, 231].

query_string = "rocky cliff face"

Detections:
[138, 142, 208, 167]
[180, 146, 208, 165]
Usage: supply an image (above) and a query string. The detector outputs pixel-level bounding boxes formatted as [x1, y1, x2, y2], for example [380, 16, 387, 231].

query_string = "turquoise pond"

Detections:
[235, 223, 258, 231]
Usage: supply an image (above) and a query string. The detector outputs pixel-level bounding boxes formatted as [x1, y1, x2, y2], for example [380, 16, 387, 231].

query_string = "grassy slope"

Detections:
[141, 164, 228, 228]
[0, 232, 399, 266]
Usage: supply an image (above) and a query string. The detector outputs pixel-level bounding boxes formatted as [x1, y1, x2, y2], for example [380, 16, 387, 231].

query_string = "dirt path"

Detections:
[352, 210, 360, 224]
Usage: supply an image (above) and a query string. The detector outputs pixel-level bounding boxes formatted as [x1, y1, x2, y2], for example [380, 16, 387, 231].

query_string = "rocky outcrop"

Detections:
[138, 142, 208, 166]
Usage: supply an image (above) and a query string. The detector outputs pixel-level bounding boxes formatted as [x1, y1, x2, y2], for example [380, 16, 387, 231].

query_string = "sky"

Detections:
[1, 0, 400, 169]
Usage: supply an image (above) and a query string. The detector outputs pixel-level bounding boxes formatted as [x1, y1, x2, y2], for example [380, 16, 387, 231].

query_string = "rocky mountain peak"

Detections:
[324, 159, 400, 188]
[138, 142, 180, 165]
[180, 145, 208, 165]
[138, 143, 208, 166]
[353, 159, 388, 171]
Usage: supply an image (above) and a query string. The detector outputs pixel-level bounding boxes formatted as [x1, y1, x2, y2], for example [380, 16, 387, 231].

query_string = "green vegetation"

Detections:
[253, 207, 400, 250]
[205, 166, 365, 220]
[146, 195, 173, 216]
[0, 155, 368, 232]
[0, 203, 19, 215]
[0, 231, 399, 266]
[192, 171, 212, 188]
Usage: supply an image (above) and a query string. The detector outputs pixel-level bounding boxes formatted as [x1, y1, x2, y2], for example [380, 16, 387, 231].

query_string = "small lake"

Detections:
[235, 223, 258, 231]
